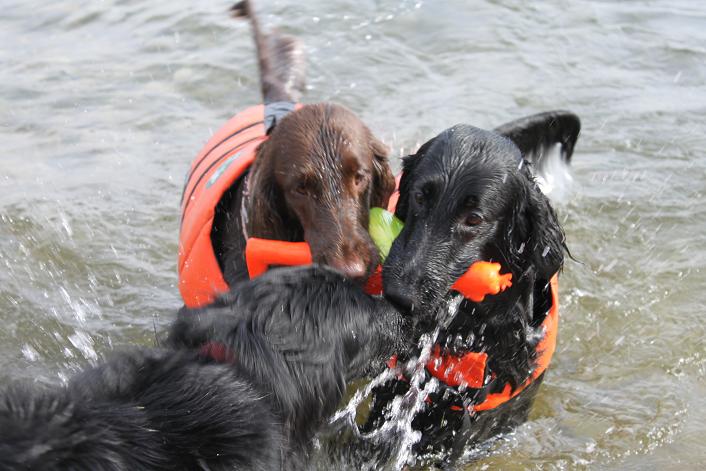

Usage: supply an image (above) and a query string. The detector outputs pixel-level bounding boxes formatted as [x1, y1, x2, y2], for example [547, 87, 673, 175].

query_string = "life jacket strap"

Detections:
[199, 341, 237, 364]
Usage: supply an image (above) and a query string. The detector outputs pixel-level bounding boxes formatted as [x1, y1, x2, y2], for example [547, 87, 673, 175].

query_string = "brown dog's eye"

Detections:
[295, 182, 308, 196]
[464, 213, 483, 227]
[354, 172, 366, 187]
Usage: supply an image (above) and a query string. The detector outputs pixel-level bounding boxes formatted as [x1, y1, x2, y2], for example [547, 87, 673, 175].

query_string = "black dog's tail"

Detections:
[231, 0, 306, 103]
[495, 110, 581, 197]
[495, 110, 581, 166]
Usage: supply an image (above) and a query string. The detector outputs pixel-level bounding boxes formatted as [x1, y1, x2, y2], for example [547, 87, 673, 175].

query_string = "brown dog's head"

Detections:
[245, 103, 395, 281]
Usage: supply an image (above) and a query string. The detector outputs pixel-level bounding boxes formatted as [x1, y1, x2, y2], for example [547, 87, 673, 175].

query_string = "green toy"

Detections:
[368, 207, 405, 262]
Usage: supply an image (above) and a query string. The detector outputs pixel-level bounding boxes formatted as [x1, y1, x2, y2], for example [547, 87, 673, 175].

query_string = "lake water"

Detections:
[1, 0, 704, 468]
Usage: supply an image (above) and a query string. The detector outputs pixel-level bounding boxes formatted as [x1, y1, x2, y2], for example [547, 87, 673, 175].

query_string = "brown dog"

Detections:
[211, 1, 395, 285]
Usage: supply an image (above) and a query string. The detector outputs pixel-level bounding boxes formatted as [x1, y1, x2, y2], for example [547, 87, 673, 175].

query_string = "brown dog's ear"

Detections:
[369, 135, 396, 208]
[245, 143, 301, 241]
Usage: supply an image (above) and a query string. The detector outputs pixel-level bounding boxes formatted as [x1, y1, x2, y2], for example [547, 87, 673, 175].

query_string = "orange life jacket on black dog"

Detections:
[388, 275, 558, 413]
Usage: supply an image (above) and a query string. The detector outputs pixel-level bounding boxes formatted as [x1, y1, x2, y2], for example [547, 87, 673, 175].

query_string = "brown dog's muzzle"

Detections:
[314, 234, 378, 282]
[307, 217, 378, 282]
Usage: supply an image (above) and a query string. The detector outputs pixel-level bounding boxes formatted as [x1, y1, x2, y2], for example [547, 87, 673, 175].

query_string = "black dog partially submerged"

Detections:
[0, 266, 411, 470]
[367, 111, 580, 460]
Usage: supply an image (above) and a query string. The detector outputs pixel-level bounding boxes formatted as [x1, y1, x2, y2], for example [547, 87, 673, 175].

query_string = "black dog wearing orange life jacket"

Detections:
[365, 112, 580, 463]
[0, 266, 414, 470]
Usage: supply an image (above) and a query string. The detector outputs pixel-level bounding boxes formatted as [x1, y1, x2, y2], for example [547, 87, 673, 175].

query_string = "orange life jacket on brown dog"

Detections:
[178, 103, 301, 308]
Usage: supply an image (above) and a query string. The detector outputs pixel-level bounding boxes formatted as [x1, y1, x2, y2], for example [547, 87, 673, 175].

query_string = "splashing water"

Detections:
[388, 336, 439, 470]
[329, 367, 397, 430]
[331, 296, 465, 469]
[355, 330, 440, 469]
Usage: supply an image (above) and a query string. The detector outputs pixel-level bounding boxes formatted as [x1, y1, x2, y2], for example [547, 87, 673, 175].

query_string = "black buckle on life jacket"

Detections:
[264, 101, 296, 134]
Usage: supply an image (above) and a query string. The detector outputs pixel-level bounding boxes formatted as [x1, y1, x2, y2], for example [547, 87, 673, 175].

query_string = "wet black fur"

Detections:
[368, 112, 579, 457]
[0, 266, 411, 470]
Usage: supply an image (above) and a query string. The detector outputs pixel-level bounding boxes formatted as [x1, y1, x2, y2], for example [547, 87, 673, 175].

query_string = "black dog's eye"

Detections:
[414, 191, 424, 205]
[463, 213, 483, 227]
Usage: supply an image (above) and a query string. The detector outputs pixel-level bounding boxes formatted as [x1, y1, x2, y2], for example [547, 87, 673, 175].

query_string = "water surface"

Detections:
[1, 0, 704, 468]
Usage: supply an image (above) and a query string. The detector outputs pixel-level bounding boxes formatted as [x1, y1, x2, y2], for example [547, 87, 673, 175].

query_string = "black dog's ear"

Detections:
[395, 137, 435, 221]
[495, 111, 577, 278]
[369, 134, 396, 208]
[505, 178, 567, 281]
[528, 186, 567, 280]
[494, 110, 580, 169]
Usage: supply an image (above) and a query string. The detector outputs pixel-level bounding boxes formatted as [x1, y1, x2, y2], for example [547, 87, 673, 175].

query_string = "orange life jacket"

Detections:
[178, 103, 300, 308]
[429, 274, 558, 412]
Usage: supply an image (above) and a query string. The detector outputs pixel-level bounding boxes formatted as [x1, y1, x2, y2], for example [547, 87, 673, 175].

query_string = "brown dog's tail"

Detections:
[231, 0, 306, 103]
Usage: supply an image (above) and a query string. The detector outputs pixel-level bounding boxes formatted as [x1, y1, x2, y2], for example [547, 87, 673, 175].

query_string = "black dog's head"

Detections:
[383, 124, 567, 320]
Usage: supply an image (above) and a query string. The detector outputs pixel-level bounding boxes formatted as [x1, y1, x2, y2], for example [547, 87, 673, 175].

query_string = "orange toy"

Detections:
[451, 261, 513, 302]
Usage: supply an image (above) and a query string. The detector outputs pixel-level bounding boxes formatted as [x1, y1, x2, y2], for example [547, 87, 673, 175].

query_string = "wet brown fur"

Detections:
[218, 1, 395, 282]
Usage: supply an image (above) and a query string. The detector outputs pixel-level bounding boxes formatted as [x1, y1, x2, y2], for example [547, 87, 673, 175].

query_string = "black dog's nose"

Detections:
[384, 285, 415, 313]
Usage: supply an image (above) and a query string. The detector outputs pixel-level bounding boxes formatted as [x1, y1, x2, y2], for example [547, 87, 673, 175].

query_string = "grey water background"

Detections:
[1, 0, 704, 468]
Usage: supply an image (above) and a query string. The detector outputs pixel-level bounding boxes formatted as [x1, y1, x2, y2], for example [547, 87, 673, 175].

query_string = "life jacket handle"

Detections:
[245, 238, 512, 301]
[245, 238, 312, 278]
